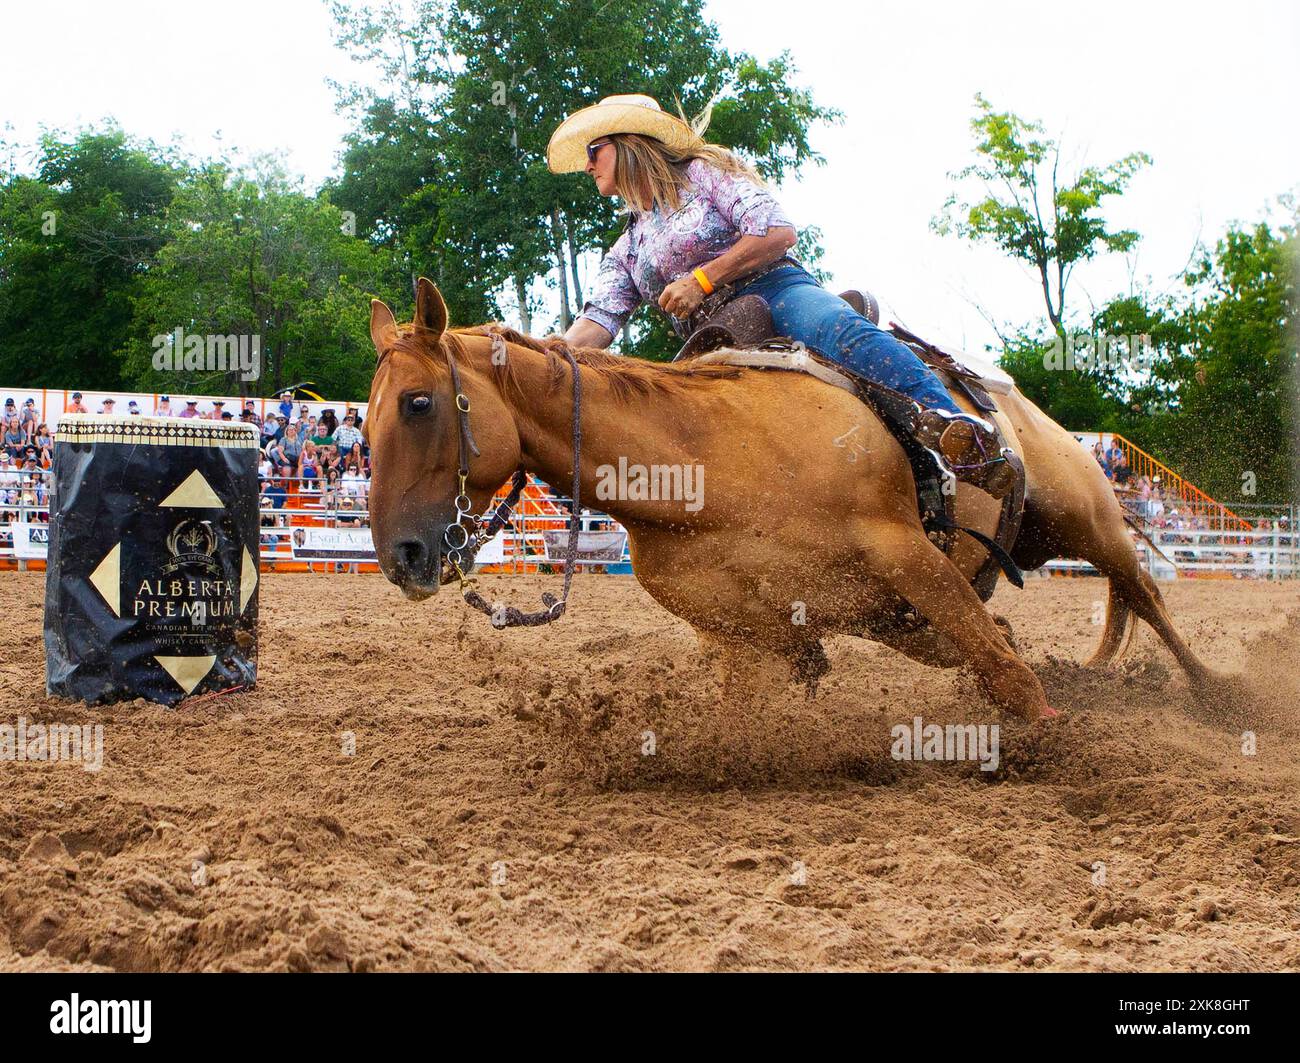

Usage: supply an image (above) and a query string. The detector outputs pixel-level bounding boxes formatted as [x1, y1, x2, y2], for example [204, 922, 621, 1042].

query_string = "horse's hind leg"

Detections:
[861, 520, 1054, 720]
[1064, 512, 1216, 686]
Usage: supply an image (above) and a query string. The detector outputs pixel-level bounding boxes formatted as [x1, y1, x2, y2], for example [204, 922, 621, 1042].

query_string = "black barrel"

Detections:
[44, 415, 260, 707]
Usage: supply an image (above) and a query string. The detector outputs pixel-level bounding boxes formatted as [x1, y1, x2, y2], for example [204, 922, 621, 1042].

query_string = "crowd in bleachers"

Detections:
[1089, 438, 1203, 533]
[1, 390, 374, 536]
[247, 391, 371, 530]
[0, 396, 53, 523]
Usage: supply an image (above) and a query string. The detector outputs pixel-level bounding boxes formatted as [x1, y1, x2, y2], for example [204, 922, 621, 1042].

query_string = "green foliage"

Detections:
[0, 127, 185, 388]
[119, 159, 394, 401]
[1153, 213, 1296, 501]
[324, 0, 839, 336]
[934, 94, 1150, 334]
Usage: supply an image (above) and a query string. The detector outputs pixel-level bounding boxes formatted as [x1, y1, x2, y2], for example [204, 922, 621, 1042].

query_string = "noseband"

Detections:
[439, 330, 584, 627]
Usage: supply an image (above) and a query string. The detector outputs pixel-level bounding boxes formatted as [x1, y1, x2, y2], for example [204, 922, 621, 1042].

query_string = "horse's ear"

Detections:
[414, 277, 448, 336]
[370, 299, 397, 358]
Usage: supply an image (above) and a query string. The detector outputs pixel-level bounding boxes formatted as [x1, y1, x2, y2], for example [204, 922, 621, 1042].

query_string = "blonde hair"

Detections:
[608, 97, 771, 215]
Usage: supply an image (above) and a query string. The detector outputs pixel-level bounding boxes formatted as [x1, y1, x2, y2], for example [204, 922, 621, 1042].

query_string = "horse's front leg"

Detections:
[855, 518, 1056, 721]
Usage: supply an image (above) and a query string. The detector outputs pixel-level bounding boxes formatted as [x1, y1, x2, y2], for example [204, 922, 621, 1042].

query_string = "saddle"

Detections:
[673, 288, 1027, 602]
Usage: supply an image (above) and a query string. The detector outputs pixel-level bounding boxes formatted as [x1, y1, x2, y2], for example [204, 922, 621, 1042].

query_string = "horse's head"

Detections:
[365, 278, 522, 600]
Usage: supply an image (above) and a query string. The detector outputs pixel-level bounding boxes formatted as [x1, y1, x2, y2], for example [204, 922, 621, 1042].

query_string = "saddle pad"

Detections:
[690, 347, 859, 394]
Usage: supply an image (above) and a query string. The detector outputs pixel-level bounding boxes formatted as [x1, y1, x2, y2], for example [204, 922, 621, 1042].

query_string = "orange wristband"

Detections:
[692, 267, 714, 295]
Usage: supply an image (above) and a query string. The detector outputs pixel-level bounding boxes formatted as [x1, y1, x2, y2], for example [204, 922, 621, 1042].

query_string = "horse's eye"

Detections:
[408, 395, 433, 416]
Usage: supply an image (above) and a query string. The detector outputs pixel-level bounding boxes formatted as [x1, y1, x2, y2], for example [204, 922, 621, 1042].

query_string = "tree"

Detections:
[0, 127, 185, 388]
[1153, 209, 1297, 502]
[933, 94, 1150, 338]
[325, 0, 839, 345]
[119, 159, 395, 401]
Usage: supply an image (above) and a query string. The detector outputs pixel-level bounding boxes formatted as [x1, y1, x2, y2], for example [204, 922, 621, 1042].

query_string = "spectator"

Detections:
[309, 420, 336, 449]
[98, 397, 116, 415]
[299, 441, 320, 490]
[1105, 438, 1124, 470]
[278, 391, 294, 421]
[262, 477, 287, 510]
[318, 408, 339, 437]
[1091, 441, 1108, 474]
[346, 405, 364, 433]
[1111, 451, 1133, 487]
[321, 465, 342, 509]
[0, 451, 19, 501]
[20, 398, 38, 428]
[336, 496, 361, 526]
[3, 415, 25, 457]
[155, 394, 173, 417]
[243, 399, 262, 428]
[178, 400, 200, 419]
[266, 426, 299, 477]
[206, 400, 226, 420]
[342, 441, 368, 475]
[128, 400, 142, 416]
[67, 391, 87, 414]
[334, 413, 363, 456]
[257, 452, 273, 482]
[341, 463, 368, 505]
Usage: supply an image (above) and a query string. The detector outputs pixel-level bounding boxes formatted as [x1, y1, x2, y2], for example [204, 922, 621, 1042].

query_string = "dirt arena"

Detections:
[1, 568, 1297, 972]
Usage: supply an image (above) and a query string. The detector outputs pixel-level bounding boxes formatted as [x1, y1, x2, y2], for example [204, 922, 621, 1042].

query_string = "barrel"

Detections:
[43, 415, 261, 706]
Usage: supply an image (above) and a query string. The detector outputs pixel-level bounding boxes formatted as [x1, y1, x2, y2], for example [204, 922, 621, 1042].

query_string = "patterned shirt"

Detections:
[578, 158, 798, 340]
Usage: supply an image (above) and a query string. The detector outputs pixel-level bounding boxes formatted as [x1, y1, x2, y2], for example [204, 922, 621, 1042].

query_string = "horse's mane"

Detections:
[413, 323, 745, 404]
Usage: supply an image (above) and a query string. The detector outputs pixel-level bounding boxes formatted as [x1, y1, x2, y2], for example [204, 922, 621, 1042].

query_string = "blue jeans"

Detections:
[732, 263, 961, 415]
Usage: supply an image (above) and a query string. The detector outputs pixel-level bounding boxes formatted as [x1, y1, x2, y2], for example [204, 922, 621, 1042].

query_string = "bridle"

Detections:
[437, 329, 585, 627]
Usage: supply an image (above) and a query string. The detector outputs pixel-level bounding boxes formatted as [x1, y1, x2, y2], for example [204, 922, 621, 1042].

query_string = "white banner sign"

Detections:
[11, 522, 49, 559]
[541, 530, 628, 563]
[289, 526, 376, 562]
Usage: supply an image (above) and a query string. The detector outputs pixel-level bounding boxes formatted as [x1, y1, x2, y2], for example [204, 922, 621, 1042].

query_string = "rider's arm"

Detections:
[565, 229, 639, 350]
[695, 226, 796, 287]
[563, 316, 615, 348]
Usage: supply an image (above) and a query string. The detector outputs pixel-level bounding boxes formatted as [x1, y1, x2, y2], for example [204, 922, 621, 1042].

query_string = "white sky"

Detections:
[2, 0, 1297, 353]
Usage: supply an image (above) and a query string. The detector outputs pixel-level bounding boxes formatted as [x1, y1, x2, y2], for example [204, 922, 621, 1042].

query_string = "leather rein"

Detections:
[438, 330, 583, 627]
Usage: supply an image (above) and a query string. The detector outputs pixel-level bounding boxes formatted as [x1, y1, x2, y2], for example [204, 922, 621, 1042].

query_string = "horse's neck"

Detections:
[497, 344, 696, 506]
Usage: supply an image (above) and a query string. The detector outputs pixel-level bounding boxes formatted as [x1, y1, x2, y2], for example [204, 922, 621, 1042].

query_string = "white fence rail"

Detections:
[5, 468, 1295, 578]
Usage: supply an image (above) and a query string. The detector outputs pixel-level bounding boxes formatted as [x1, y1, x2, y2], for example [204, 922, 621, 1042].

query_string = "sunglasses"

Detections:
[585, 138, 613, 163]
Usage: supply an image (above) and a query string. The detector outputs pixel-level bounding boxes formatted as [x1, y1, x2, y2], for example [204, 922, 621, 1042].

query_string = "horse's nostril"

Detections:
[396, 539, 427, 572]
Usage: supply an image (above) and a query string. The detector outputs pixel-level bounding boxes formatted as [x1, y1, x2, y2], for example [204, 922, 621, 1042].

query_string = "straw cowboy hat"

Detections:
[547, 93, 698, 173]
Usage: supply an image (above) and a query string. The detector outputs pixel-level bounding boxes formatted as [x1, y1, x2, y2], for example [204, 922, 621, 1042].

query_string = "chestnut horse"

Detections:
[363, 279, 1218, 721]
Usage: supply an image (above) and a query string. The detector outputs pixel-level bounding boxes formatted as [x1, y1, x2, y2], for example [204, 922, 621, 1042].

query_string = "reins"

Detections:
[439, 330, 584, 627]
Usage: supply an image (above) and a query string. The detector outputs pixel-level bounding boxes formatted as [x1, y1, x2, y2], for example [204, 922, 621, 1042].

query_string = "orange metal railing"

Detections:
[1106, 433, 1253, 533]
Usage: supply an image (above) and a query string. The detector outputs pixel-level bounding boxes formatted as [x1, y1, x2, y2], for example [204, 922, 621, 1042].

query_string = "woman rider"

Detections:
[548, 93, 1016, 498]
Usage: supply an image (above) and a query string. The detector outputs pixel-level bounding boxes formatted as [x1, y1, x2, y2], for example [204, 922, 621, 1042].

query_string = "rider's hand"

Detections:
[658, 275, 708, 319]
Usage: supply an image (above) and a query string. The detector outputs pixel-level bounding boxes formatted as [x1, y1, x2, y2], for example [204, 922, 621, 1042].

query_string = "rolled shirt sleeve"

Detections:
[689, 158, 796, 238]
[577, 229, 642, 337]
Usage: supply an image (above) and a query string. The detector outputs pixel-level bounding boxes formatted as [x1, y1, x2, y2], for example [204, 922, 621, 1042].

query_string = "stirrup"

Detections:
[916, 409, 1017, 500]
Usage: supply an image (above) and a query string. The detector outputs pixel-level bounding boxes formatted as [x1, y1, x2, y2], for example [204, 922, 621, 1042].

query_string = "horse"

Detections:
[362, 278, 1220, 721]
